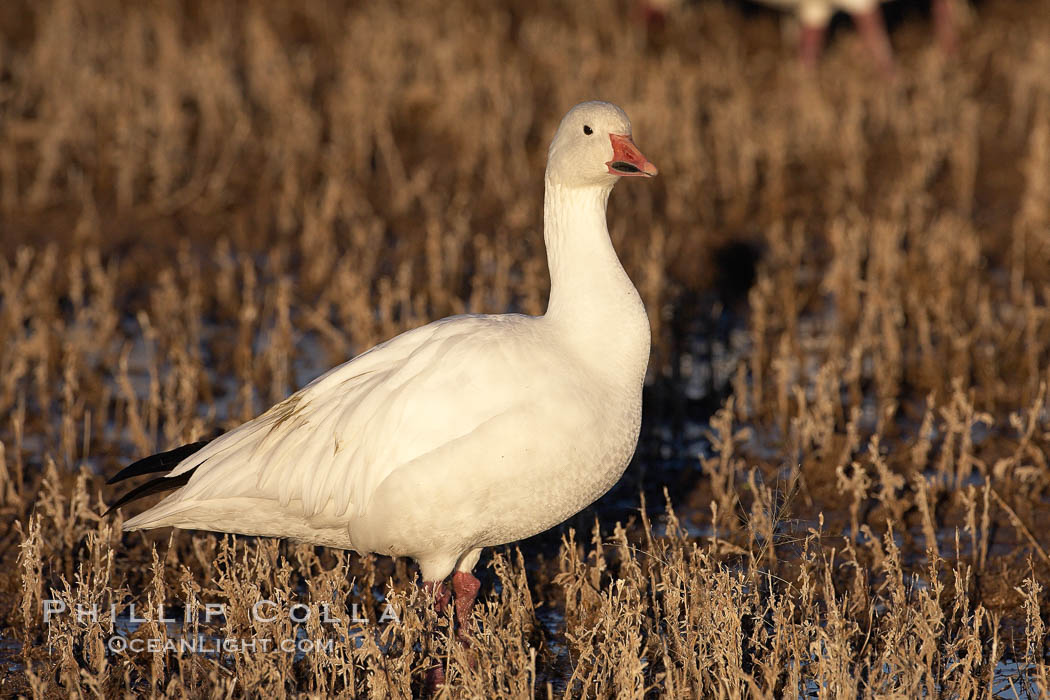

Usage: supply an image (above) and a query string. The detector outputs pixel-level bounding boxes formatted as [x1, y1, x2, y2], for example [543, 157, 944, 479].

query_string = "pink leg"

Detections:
[422, 574, 481, 692]
[424, 663, 445, 693]
[635, 0, 667, 30]
[799, 24, 827, 70]
[851, 8, 895, 77]
[932, 0, 955, 54]
[452, 571, 481, 643]
[423, 580, 450, 693]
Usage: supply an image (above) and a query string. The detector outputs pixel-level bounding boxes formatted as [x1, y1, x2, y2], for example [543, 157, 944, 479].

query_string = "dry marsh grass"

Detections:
[2, 0, 1050, 696]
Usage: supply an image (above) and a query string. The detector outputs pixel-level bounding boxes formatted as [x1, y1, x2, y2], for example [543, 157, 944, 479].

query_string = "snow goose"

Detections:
[637, 0, 955, 74]
[760, 0, 956, 72]
[108, 100, 657, 635]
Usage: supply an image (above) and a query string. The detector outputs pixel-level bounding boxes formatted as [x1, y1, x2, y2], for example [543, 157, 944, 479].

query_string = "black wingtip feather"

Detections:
[104, 469, 197, 516]
[106, 440, 210, 485]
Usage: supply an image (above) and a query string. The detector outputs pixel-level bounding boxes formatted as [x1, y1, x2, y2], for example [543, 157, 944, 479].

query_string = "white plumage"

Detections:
[114, 101, 657, 590]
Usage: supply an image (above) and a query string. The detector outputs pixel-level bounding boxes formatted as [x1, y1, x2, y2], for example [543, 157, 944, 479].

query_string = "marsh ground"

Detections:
[1, 0, 1049, 696]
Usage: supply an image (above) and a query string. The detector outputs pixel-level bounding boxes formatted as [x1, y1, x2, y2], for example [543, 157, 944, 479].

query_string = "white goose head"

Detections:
[545, 101, 658, 189]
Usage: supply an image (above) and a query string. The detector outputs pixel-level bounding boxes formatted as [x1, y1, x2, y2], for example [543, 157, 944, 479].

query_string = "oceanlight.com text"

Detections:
[106, 635, 336, 655]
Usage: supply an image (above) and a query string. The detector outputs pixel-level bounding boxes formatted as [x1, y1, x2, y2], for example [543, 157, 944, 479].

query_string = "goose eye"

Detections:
[583, 125, 593, 136]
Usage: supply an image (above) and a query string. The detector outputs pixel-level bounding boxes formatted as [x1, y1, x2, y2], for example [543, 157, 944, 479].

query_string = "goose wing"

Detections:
[119, 313, 550, 526]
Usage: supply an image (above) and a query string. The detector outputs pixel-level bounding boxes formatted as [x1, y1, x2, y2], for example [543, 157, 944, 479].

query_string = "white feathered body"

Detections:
[125, 310, 647, 579]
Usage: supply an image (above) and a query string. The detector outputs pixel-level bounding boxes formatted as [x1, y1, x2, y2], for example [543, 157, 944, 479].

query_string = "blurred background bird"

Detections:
[638, 0, 957, 74]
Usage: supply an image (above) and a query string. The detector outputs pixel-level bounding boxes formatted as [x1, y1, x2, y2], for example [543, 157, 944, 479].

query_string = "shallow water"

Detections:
[37, 301, 1050, 692]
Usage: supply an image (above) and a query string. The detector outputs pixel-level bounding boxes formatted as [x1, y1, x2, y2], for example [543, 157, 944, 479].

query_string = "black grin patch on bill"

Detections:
[610, 161, 641, 174]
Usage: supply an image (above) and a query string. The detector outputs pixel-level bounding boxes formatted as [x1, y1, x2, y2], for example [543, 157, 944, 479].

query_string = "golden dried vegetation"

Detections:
[1, 0, 1049, 696]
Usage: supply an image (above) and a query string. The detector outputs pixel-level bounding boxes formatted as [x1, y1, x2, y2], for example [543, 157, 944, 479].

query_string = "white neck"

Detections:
[541, 177, 651, 383]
